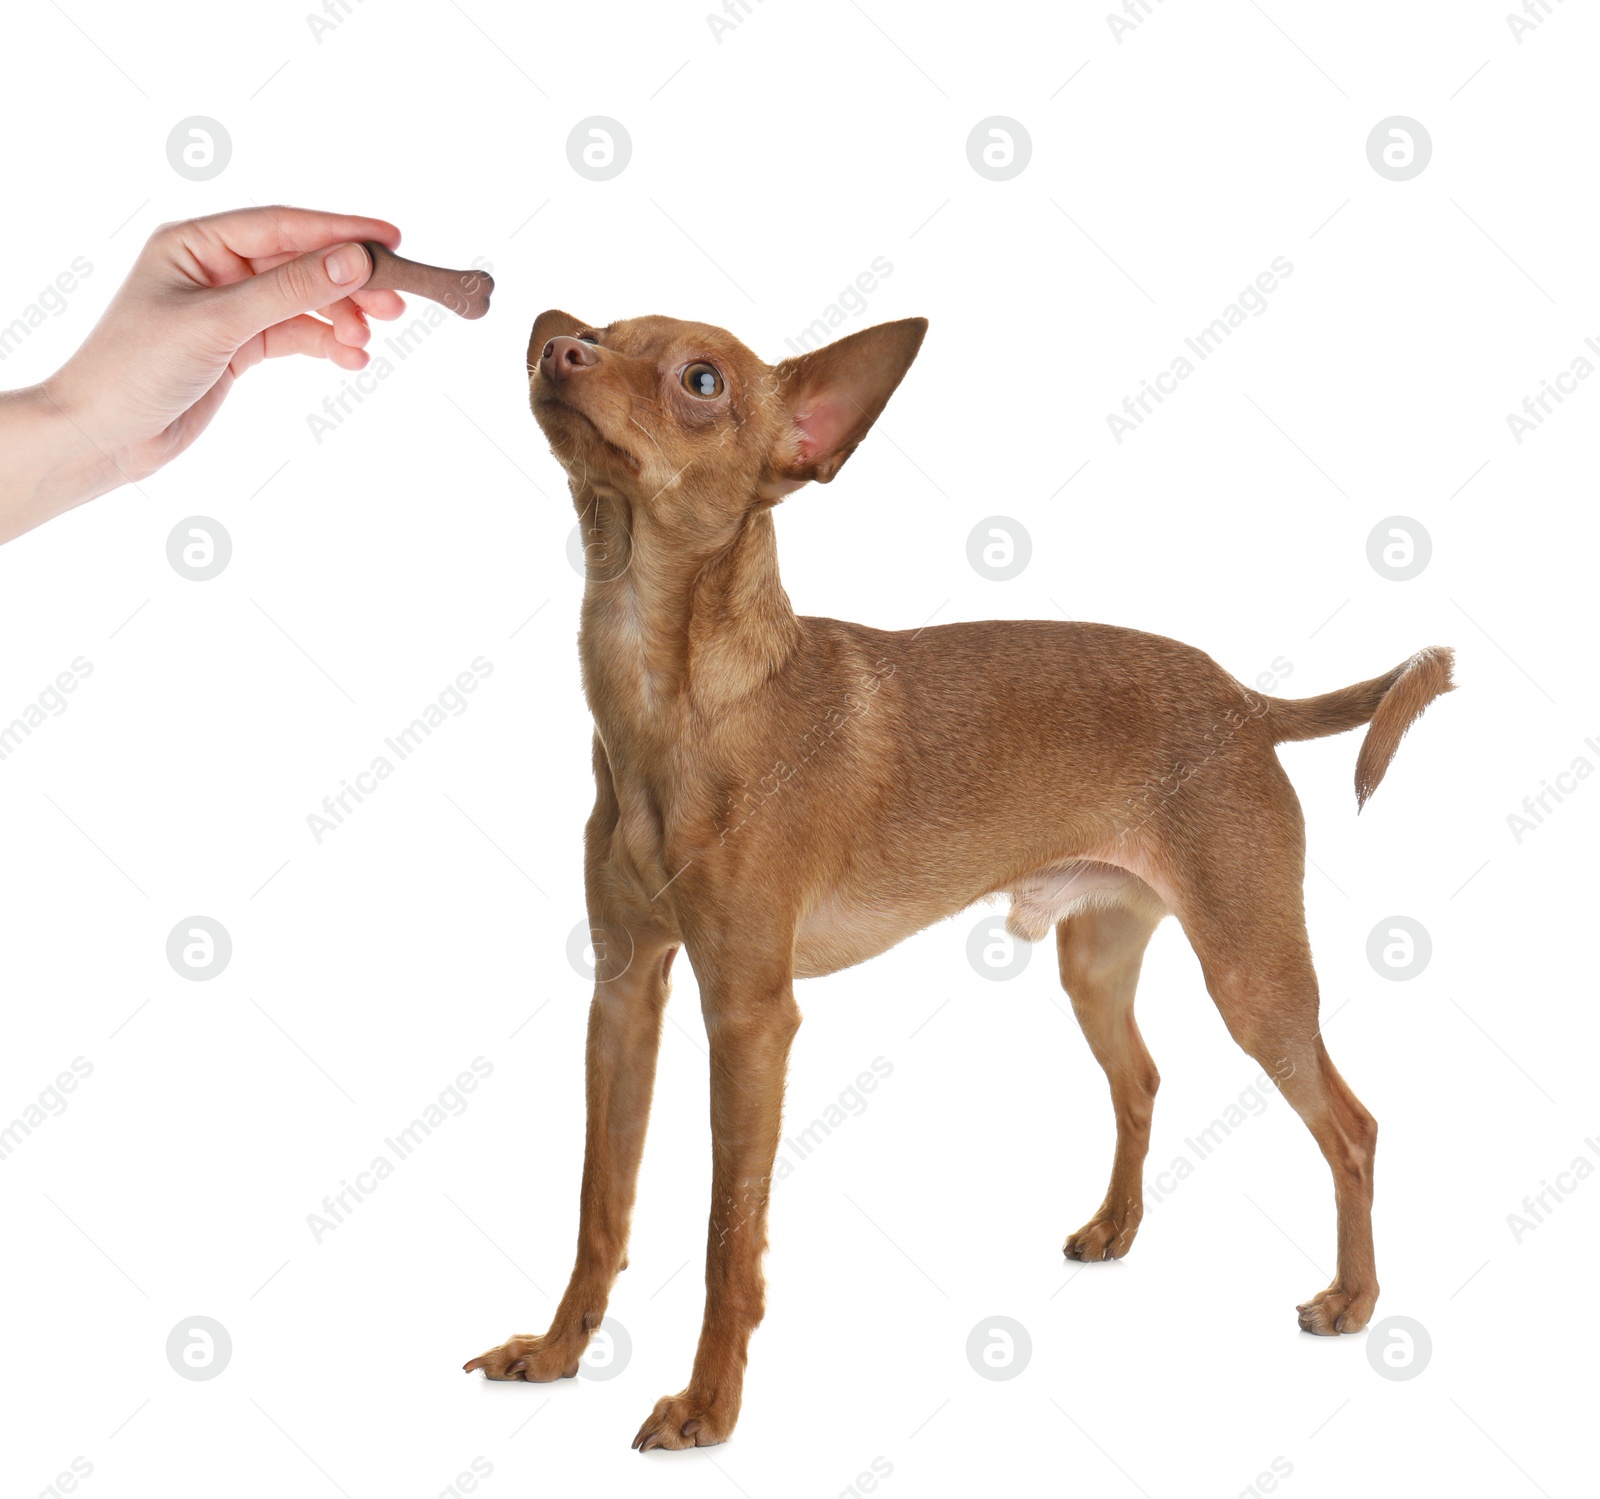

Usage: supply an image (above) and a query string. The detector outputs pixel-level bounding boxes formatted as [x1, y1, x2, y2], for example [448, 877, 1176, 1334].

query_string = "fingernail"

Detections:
[325, 243, 367, 286]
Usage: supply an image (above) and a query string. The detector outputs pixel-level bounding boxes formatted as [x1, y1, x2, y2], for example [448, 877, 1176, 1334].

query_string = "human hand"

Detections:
[2, 205, 405, 542]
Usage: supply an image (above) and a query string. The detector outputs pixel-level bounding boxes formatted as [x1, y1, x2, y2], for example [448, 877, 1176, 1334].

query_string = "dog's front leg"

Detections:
[466, 920, 676, 1383]
[633, 954, 799, 1452]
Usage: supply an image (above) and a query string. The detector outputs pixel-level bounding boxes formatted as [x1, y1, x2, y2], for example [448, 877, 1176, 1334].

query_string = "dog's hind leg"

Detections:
[1058, 902, 1165, 1261]
[1166, 762, 1380, 1334]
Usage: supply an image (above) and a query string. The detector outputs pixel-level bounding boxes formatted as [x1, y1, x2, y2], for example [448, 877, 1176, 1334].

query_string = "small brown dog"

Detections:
[465, 311, 1454, 1450]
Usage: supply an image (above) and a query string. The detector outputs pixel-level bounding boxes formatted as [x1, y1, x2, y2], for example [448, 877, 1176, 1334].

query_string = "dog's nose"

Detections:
[541, 335, 599, 381]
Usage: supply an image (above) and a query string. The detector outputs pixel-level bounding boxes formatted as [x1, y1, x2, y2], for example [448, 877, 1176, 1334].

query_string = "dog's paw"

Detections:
[1295, 1284, 1377, 1336]
[631, 1390, 735, 1452]
[1063, 1208, 1141, 1261]
[463, 1333, 581, 1382]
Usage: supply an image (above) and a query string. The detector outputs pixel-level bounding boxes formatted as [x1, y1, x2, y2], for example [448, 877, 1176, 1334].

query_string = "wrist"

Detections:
[0, 380, 124, 543]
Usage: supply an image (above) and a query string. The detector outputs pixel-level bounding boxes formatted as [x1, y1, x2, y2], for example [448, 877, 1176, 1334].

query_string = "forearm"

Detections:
[0, 383, 122, 545]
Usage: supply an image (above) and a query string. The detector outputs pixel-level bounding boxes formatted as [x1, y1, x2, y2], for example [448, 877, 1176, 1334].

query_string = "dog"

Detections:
[464, 311, 1454, 1450]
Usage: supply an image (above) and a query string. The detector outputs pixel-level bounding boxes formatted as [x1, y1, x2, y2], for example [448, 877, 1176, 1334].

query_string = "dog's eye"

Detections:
[578, 332, 600, 345]
[681, 362, 724, 399]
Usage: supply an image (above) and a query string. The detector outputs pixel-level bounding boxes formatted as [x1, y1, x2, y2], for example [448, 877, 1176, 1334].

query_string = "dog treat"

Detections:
[359, 242, 494, 320]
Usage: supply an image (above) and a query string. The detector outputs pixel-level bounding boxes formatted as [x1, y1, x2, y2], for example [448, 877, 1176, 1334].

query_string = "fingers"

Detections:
[210, 243, 374, 348]
[172, 205, 401, 263]
[322, 289, 411, 351]
[145, 208, 409, 356]
[228, 314, 368, 378]
[236, 256, 406, 319]
[323, 296, 370, 350]
[157, 216, 397, 294]
[257, 276, 403, 329]
[351, 286, 405, 321]
[229, 260, 403, 325]
[233, 254, 404, 321]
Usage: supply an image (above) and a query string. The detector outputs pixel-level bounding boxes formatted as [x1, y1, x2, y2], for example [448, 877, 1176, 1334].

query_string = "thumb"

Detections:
[212, 242, 371, 342]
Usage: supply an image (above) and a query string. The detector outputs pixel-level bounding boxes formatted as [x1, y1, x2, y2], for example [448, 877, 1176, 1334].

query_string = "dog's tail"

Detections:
[1265, 646, 1455, 810]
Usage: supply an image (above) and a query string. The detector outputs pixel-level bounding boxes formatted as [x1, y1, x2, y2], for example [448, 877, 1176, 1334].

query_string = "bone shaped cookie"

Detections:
[359, 242, 494, 320]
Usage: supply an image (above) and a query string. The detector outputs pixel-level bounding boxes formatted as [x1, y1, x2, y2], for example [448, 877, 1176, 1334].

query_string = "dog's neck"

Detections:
[575, 484, 801, 745]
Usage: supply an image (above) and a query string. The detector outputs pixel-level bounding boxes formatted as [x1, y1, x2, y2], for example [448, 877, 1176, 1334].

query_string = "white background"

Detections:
[1, 2, 1595, 1496]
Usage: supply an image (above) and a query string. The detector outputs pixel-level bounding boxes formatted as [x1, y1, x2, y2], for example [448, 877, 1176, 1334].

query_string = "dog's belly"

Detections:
[1002, 859, 1167, 940]
[791, 860, 1165, 979]
[792, 893, 940, 979]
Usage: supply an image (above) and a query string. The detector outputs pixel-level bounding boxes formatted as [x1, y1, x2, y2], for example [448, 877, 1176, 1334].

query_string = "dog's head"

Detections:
[527, 310, 926, 542]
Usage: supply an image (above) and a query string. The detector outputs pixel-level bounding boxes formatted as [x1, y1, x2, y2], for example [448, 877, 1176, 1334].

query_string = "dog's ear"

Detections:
[529, 308, 589, 374]
[768, 318, 927, 491]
